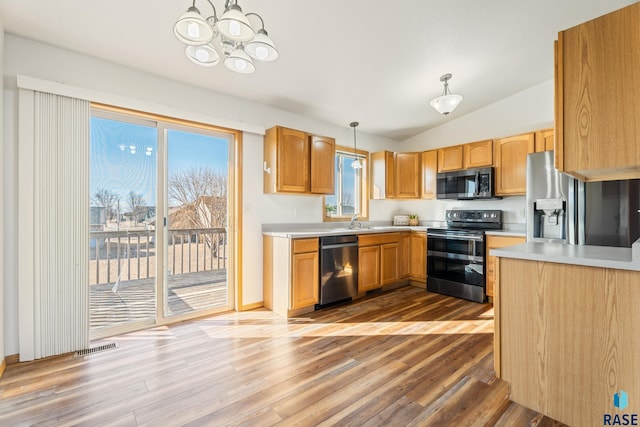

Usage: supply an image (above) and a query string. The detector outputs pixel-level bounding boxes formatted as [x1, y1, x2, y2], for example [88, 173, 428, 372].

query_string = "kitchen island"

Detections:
[491, 240, 640, 427]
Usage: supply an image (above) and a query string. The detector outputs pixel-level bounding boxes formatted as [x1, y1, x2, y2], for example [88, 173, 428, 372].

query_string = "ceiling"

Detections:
[0, 0, 635, 140]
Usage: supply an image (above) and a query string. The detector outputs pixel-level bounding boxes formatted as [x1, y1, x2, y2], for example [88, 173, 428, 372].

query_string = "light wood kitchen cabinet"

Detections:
[309, 135, 336, 194]
[556, 2, 640, 181]
[421, 150, 437, 199]
[264, 126, 335, 194]
[370, 151, 420, 199]
[494, 133, 535, 196]
[485, 234, 525, 298]
[263, 236, 319, 317]
[409, 232, 426, 283]
[399, 232, 411, 279]
[394, 152, 421, 198]
[437, 145, 464, 172]
[358, 233, 401, 291]
[358, 245, 380, 292]
[463, 140, 493, 169]
[534, 129, 554, 153]
[380, 242, 399, 285]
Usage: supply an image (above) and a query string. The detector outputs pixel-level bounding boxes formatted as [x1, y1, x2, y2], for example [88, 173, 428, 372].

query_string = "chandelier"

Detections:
[430, 73, 463, 115]
[173, 0, 278, 74]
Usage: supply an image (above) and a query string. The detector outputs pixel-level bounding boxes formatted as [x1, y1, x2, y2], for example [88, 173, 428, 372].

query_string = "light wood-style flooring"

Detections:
[0, 286, 565, 426]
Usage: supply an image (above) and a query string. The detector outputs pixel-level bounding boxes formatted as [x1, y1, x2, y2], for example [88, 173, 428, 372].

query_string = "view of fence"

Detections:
[89, 228, 227, 285]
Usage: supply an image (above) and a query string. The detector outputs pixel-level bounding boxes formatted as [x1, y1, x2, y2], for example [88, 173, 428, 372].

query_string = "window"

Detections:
[324, 147, 369, 221]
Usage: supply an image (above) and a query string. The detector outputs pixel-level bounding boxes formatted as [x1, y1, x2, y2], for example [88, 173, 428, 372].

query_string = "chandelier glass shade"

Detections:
[173, 0, 278, 73]
[430, 73, 463, 115]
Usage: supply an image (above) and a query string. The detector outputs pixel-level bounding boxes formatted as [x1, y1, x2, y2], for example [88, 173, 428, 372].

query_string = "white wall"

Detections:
[0, 21, 5, 364]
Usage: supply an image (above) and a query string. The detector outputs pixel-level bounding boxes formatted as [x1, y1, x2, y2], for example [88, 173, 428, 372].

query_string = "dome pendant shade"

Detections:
[185, 44, 220, 66]
[430, 94, 463, 115]
[174, 7, 215, 45]
[224, 45, 255, 73]
[245, 29, 278, 61]
[218, 4, 255, 41]
[431, 73, 463, 115]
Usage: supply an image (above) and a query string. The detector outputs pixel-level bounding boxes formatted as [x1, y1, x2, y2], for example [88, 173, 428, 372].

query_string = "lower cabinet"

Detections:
[409, 232, 427, 283]
[399, 232, 411, 279]
[263, 236, 319, 317]
[485, 234, 525, 297]
[358, 233, 400, 292]
[358, 245, 381, 291]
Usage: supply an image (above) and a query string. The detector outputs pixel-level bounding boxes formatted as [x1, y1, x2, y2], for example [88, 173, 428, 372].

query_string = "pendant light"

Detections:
[350, 122, 363, 169]
[430, 73, 463, 115]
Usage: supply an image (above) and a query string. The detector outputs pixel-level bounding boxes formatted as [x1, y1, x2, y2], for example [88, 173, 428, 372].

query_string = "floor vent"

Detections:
[74, 342, 117, 357]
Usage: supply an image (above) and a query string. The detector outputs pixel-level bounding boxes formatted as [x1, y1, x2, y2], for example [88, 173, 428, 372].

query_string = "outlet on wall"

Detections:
[518, 209, 526, 218]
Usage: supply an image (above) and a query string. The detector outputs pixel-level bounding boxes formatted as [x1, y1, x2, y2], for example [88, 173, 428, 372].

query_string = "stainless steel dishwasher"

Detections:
[318, 235, 358, 308]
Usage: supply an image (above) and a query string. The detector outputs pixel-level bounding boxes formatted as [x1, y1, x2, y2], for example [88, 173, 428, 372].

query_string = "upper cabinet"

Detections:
[421, 150, 437, 199]
[463, 140, 493, 169]
[438, 145, 464, 172]
[264, 126, 335, 194]
[494, 133, 535, 196]
[437, 140, 493, 172]
[535, 129, 554, 153]
[370, 151, 421, 199]
[556, 2, 640, 181]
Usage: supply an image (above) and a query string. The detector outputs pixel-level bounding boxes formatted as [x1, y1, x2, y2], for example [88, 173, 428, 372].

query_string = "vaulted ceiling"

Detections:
[0, 0, 635, 140]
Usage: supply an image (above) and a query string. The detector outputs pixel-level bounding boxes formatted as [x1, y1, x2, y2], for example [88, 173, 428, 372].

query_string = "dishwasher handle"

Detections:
[321, 242, 359, 250]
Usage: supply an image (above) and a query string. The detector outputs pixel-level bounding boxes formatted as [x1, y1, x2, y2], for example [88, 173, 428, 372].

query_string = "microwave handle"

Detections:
[473, 171, 480, 197]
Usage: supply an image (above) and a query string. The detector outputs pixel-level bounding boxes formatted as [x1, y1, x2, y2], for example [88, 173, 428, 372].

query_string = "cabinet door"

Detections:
[438, 145, 464, 172]
[535, 129, 554, 153]
[463, 140, 493, 169]
[370, 151, 394, 199]
[291, 251, 319, 309]
[399, 232, 411, 278]
[358, 245, 380, 292]
[485, 235, 525, 297]
[557, 3, 640, 180]
[494, 133, 534, 196]
[409, 232, 426, 282]
[394, 152, 420, 198]
[385, 151, 395, 198]
[277, 127, 309, 193]
[310, 135, 335, 194]
[421, 150, 437, 200]
[380, 242, 399, 285]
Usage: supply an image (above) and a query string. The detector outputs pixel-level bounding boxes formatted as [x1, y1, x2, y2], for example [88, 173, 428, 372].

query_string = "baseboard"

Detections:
[240, 301, 263, 311]
[0, 358, 5, 378]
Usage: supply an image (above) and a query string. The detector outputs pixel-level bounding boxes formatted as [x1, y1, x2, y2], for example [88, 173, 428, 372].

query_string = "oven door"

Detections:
[426, 232, 485, 287]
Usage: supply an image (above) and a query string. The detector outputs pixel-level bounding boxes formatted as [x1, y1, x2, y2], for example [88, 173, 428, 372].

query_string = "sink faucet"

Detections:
[349, 213, 360, 229]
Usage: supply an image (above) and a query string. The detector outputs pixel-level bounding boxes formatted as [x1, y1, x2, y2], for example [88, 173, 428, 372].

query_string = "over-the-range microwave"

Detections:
[436, 167, 498, 200]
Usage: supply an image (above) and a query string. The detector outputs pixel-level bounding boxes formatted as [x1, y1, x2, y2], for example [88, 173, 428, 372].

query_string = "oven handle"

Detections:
[427, 250, 484, 263]
[426, 232, 484, 242]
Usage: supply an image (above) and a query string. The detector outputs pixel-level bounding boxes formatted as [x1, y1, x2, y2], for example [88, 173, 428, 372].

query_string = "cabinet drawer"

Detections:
[292, 238, 319, 254]
[358, 232, 400, 246]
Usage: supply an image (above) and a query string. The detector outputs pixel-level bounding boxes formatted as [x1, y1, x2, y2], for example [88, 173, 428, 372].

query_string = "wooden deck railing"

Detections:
[89, 228, 227, 285]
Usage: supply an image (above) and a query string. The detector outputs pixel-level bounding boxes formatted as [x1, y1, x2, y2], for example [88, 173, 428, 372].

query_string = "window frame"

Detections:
[323, 145, 369, 222]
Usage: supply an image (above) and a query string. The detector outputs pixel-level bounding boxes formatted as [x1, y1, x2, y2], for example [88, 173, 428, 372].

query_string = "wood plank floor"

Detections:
[0, 286, 566, 426]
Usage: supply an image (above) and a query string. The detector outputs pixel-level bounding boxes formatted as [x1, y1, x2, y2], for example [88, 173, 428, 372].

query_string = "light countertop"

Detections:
[491, 240, 640, 271]
[263, 225, 428, 239]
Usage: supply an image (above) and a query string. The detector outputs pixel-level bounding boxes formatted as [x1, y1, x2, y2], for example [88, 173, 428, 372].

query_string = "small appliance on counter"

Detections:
[393, 215, 410, 226]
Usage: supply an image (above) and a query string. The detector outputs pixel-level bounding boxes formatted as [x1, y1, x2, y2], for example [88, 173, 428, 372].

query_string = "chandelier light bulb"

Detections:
[187, 22, 200, 38]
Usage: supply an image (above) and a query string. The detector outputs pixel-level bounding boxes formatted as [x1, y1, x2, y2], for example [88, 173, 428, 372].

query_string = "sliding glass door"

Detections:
[89, 108, 236, 338]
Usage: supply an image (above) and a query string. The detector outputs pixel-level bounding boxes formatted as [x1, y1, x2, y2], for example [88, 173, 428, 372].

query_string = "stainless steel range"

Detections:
[427, 209, 502, 303]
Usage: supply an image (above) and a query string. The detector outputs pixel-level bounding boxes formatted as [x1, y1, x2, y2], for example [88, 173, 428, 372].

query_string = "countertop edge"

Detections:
[263, 226, 427, 239]
[491, 242, 640, 271]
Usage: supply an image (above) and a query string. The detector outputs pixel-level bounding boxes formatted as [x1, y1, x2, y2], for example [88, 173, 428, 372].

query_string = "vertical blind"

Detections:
[18, 90, 90, 361]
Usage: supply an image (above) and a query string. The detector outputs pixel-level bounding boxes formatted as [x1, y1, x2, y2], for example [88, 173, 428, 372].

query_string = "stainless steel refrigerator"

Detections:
[526, 151, 640, 247]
